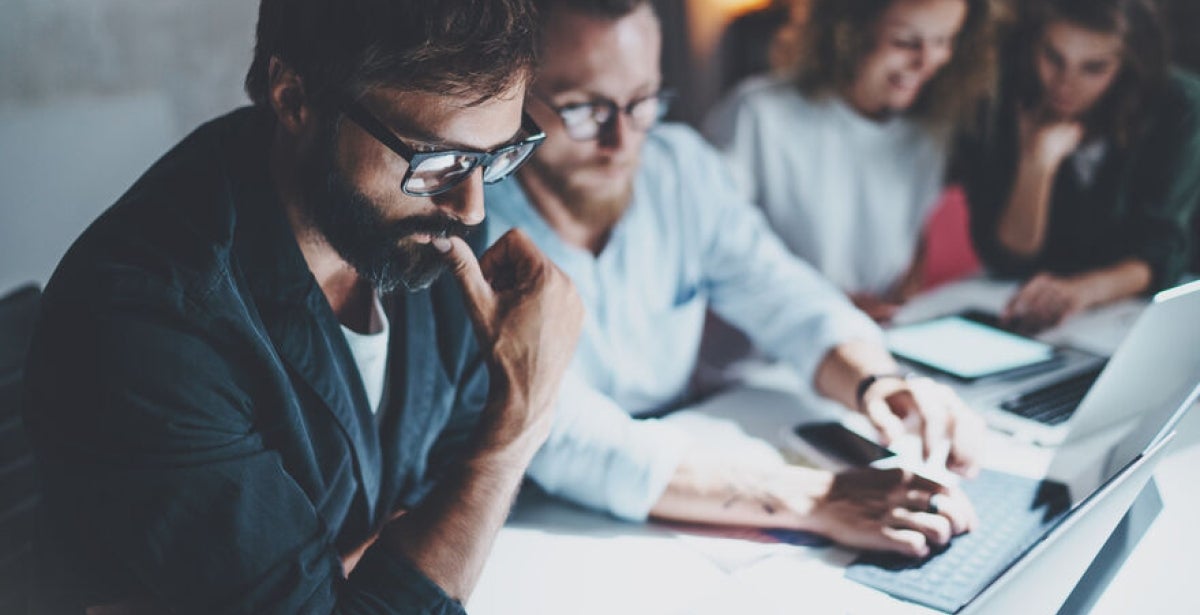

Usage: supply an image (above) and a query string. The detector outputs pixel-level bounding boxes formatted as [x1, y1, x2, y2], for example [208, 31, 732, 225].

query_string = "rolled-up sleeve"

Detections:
[345, 548, 465, 614]
[525, 372, 691, 522]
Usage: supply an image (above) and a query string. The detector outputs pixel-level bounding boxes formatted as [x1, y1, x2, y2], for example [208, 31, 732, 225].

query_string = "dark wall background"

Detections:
[0, 0, 1195, 293]
[1163, 0, 1200, 74]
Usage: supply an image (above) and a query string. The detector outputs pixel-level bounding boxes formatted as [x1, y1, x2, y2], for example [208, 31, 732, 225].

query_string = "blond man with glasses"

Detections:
[486, 0, 987, 559]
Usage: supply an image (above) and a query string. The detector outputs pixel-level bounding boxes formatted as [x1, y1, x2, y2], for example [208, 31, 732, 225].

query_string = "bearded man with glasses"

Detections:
[485, 0, 989, 559]
[23, 1, 583, 613]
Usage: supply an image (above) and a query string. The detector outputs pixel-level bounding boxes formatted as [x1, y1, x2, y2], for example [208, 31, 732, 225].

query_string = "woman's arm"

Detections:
[1003, 259, 1152, 331]
[995, 112, 1083, 258]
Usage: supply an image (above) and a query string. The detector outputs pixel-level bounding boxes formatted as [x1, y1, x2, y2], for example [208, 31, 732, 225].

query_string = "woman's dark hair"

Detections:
[244, 0, 539, 109]
[1007, 0, 1170, 146]
[772, 0, 999, 128]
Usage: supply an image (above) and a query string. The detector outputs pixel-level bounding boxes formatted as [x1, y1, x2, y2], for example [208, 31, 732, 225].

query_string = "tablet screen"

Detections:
[886, 316, 1057, 380]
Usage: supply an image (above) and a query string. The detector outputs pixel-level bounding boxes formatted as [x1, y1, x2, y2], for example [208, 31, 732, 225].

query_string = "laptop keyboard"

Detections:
[846, 469, 1071, 613]
[999, 367, 1105, 425]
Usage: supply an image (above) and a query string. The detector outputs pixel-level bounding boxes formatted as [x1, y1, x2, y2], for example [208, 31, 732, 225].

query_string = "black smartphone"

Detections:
[792, 422, 896, 468]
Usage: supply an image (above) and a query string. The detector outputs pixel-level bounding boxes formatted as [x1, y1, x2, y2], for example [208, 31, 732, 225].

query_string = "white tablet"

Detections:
[886, 315, 1060, 381]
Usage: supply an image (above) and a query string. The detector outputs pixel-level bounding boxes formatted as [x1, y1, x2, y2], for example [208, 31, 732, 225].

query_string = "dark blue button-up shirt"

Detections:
[24, 107, 488, 614]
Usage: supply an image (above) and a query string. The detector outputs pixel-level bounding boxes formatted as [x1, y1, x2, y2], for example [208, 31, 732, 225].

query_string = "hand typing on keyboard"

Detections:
[803, 467, 978, 558]
[847, 470, 1070, 613]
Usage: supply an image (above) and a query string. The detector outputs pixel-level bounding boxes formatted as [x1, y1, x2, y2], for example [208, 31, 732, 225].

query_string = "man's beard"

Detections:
[528, 156, 634, 231]
[301, 123, 474, 294]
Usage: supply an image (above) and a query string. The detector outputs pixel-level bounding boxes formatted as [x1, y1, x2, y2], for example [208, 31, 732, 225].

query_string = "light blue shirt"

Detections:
[485, 124, 883, 521]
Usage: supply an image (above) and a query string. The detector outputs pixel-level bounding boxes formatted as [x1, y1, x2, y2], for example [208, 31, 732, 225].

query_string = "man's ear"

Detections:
[267, 57, 313, 135]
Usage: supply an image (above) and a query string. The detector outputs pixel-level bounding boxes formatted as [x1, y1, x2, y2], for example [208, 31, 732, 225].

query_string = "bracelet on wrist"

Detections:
[854, 372, 910, 411]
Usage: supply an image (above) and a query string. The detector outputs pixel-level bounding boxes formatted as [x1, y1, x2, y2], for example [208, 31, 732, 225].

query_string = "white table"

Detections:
[469, 278, 1200, 614]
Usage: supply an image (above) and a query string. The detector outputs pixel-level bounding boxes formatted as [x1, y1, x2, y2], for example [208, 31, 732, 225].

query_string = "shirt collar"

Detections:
[226, 108, 325, 313]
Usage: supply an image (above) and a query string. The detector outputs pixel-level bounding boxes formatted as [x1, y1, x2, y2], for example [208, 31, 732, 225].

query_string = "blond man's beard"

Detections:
[561, 182, 633, 230]
[529, 157, 635, 231]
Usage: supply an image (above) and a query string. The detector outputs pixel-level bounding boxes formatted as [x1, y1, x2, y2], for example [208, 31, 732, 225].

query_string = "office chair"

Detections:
[0, 284, 42, 614]
[1192, 210, 1200, 275]
[922, 186, 982, 290]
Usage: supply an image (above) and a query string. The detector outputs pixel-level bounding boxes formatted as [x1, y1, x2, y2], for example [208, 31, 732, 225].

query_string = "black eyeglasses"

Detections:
[535, 90, 675, 141]
[339, 97, 546, 197]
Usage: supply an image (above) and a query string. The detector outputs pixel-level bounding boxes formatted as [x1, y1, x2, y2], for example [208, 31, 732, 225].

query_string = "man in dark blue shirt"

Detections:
[22, 1, 583, 613]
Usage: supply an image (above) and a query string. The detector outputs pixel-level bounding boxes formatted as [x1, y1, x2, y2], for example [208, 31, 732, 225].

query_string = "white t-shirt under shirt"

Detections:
[705, 75, 950, 296]
[340, 293, 390, 416]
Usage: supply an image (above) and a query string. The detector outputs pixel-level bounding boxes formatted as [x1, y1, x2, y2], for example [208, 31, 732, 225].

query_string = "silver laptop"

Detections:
[846, 289, 1200, 612]
[959, 279, 1200, 446]
[959, 432, 1170, 615]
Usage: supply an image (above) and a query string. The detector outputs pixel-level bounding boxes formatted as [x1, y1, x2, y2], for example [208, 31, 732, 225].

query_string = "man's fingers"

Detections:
[911, 380, 984, 477]
[437, 235, 496, 327]
[894, 482, 976, 535]
[864, 397, 906, 445]
[876, 382, 943, 461]
[946, 403, 984, 478]
[933, 490, 979, 533]
[908, 471, 977, 533]
[904, 381, 945, 461]
[905, 471, 948, 494]
[878, 526, 931, 558]
[480, 229, 546, 294]
[889, 508, 953, 547]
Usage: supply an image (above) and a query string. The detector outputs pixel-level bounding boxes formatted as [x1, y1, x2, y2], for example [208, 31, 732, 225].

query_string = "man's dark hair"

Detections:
[245, 0, 539, 108]
[531, 0, 654, 21]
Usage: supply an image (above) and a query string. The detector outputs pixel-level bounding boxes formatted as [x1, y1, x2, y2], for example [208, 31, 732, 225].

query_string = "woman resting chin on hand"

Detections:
[960, 0, 1200, 333]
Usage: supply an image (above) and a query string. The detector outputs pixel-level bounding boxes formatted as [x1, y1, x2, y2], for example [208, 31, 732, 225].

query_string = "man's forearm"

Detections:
[379, 401, 544, 603]
[814, 340, 900, 411]
[382, 228, 580, 602]
[649, 453, 831, 530]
